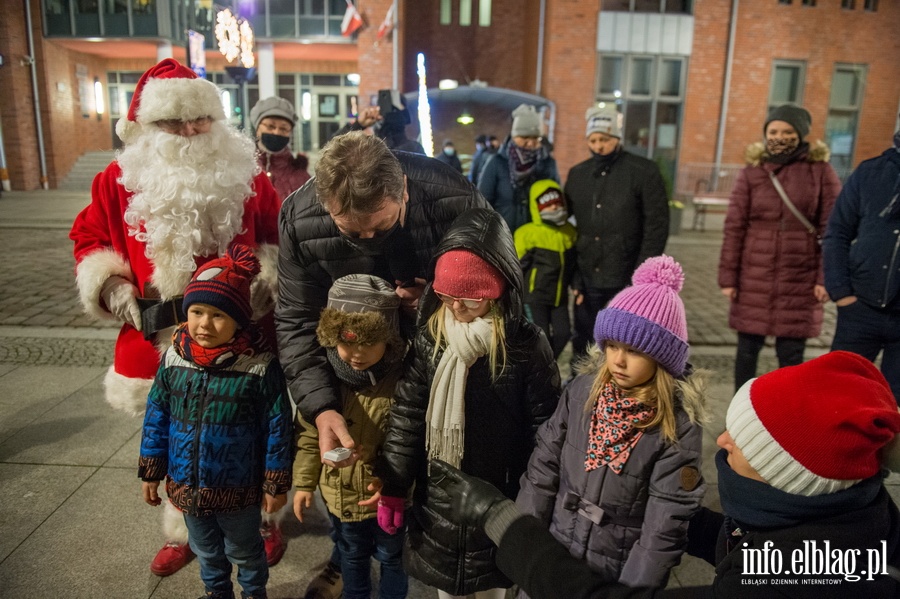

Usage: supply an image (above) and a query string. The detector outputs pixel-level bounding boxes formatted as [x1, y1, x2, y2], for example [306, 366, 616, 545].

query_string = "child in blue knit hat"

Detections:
[139, 244, 292, 599]
[516, 254, 709, 590]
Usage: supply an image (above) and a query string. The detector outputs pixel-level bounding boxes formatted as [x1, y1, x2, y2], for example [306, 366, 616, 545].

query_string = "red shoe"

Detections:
[261, 523, 286, 567]
[150, 541, 194, 576]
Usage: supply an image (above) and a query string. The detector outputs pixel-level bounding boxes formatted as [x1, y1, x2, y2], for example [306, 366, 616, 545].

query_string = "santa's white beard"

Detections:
[118, 121, 260, 284]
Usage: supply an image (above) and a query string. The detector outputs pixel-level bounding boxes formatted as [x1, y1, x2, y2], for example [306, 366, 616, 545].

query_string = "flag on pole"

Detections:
[341, 0, 363, 37]
[377, 4, 395, 40]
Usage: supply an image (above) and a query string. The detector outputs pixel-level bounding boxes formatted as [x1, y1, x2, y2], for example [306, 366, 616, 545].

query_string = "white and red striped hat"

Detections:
[727, 351, 900, 496]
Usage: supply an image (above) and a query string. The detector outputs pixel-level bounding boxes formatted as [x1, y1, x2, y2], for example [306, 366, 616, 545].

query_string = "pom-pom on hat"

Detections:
[585, 105, 623, 139]
[510, 104, 542, 138]
[115, 58, 226, 144]
[593, 255, 689, 376]
[249, 96, 299, 132]
[433, 250, 506, 301]
[726, 351, 900, 497]
[764, 104, 811, 141]
[317, 274, 401, 344]
[183, 244, 260, 328]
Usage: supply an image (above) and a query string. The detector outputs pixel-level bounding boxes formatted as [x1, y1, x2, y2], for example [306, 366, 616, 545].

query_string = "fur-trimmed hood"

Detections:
[573, 345, 710, 426]
[744, 139, 831, 167]
[316, 307, 406, 364]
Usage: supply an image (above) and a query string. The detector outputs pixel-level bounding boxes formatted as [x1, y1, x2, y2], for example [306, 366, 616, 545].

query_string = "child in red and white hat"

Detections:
[373, 208, 561, 598]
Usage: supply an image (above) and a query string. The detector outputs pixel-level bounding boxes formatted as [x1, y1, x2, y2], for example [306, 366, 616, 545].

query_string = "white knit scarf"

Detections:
[426, 309, 494, 467]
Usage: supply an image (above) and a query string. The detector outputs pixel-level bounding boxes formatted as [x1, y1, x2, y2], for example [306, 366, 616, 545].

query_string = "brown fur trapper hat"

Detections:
[316, 274, 405, 363]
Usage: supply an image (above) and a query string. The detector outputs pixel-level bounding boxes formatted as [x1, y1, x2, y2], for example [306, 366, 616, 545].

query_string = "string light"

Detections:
[417, 53, 434, 158]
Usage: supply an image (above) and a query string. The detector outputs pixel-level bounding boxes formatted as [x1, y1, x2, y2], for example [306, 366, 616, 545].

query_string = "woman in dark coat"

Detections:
[718, 104, 841, 391]
[375, 208, 561, 598]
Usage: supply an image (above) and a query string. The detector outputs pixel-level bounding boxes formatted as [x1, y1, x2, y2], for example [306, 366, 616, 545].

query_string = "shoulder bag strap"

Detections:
[767, 171, 820, 239]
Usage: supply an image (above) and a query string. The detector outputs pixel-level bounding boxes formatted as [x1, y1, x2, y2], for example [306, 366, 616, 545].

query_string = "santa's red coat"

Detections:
[70, 161, 281, 414]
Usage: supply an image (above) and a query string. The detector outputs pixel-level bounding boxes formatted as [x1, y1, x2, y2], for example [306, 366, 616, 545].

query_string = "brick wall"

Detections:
[684, 0, 900, 170]
[541, 0, 602, 176]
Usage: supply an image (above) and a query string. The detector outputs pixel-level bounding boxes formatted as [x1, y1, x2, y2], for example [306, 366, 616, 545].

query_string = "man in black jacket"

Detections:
[432, 352, 900, 598]
[276, 131, 486, 463]
[567, 105, 669, 364]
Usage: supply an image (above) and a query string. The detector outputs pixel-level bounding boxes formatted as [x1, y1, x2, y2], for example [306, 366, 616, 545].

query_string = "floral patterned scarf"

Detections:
[173, 323, 266, 369]
[584, 381, 657, 475]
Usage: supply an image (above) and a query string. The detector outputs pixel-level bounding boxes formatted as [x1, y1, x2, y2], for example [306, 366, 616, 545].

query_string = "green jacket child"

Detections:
[514, 179, 577, 357]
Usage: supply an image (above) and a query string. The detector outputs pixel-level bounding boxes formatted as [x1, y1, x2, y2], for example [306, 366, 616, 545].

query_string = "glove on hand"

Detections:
[377, 495, 405, 535]
[100, 276, 142, 331]
[249, 276, 276, 319]
[430, 459, 508, 529]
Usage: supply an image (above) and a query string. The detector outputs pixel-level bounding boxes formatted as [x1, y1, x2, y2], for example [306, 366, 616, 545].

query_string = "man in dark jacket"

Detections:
[435, 139, 463, 173]
[432, 351, 900, 598]
[566, 105, 669, 364]
[276, 131, 486, 464]
[824, 129, 900, 401]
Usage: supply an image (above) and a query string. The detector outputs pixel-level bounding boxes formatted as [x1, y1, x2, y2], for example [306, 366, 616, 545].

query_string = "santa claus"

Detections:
[70, 59, 289, 577]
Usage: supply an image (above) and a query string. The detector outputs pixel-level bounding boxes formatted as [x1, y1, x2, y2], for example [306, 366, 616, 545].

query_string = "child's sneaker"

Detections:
[260, 522, 286, 566]
[151, 541, 194, 576]
[197, 592, 234, 599]
[304, 562, 342, 599]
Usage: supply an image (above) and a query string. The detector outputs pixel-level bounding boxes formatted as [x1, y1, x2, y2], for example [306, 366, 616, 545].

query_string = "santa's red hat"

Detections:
[115, 58, 226, 143]
[727, 351, 900, 496]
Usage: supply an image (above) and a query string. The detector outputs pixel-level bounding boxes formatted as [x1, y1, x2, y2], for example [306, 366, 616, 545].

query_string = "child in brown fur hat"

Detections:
[292, 274, 409, 599]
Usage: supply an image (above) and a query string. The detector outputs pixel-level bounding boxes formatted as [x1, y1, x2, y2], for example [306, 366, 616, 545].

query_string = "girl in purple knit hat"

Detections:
[515, 254, 709, 592]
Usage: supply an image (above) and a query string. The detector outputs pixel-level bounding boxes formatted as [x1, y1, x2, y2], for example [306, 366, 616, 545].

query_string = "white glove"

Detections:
[100, 276, 142, 331]
[250, 276, 276, 320]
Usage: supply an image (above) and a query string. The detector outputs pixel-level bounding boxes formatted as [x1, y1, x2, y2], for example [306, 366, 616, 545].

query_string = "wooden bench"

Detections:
[691, 196, 730, 231]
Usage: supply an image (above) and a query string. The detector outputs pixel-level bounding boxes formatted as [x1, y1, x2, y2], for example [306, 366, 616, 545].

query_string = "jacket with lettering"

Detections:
[138, 342, 293, 516]
[515, 362, 707, 589]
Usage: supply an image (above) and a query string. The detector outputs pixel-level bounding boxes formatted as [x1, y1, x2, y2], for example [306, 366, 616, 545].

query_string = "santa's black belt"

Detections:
[137, 296, 186, 340]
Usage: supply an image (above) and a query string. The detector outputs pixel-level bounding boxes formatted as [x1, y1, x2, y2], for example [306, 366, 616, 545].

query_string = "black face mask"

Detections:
[260, 133, 290, 153]
[341, 217, 402, 257]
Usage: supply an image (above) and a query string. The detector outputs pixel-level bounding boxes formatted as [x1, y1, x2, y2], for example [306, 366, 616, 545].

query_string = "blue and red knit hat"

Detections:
[182, 244, 260, 328]
[593, 255, 689, 376]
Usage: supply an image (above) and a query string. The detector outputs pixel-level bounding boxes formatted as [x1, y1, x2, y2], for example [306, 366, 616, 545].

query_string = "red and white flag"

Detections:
[341, 0, 363, 37]
[377, 4, 395, 40]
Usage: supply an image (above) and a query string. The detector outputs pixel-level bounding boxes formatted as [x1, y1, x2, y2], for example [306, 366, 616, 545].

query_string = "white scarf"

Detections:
[426, 308, 494, 467]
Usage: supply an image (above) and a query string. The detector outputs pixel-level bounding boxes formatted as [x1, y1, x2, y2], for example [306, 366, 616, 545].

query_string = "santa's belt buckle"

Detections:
[137, 296, 186, 340]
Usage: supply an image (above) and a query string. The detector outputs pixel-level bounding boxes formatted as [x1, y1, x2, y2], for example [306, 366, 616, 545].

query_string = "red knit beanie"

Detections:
[726, 351, 900, 496]
[433, 250, 506, 300]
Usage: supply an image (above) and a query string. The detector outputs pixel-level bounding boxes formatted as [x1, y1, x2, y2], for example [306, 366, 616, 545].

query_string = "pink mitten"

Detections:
[377, 495, 406, 534]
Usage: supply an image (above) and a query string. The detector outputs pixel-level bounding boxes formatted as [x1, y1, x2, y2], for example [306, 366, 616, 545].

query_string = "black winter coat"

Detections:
[565, 151, 669, 291]
[377, 208, 561, 595]
[276, 152, 487, 423]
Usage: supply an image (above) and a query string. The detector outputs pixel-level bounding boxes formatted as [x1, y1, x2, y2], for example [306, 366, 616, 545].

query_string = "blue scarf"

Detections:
[716, 449, 882, 530]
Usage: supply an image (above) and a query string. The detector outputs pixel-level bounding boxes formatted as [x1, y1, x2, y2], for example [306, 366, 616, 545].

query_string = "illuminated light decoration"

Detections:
[220, 90, 233, 121]
[456, 111, 474, 125]
[416, 53, 434, 158]
[215, 8, 255, 68]
[439, 79, 459, 90]
[94, 78, 105, 115]
[301, 92, 312, 121]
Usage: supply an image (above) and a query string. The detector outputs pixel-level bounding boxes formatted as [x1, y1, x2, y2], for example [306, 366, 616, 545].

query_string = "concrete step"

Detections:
[59, 150, 116, 191]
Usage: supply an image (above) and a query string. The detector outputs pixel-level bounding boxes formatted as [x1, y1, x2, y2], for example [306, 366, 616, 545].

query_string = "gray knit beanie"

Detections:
[585, 105, 623, 139]
[510, 104, 542, 137]
[249, 96, 298, 132]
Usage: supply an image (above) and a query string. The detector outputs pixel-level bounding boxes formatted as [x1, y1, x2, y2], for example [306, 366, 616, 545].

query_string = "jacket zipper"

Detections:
[455, 523, 467, 595]
[191, 369, 209, 508]
[882, 232, 900, 308]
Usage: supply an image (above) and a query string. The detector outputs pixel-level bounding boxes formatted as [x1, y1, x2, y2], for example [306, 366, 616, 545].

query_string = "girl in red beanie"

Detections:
[372, 208, 561, 599]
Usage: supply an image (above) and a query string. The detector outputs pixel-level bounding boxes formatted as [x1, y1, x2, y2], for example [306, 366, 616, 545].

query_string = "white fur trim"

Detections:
[115, 117, 142, 145]
[136, 77, 226, 126]
[727, 378, 858, 496]
[162, 500, 189, 544]
[149, 267, 193, 301]
[103, 366, 153, 417]
[75, 248, 134, 321]
[250, 243, 279, 320]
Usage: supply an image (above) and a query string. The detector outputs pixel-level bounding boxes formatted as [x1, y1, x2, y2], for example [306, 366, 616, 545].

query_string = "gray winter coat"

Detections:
[515, 366, 706, 589]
